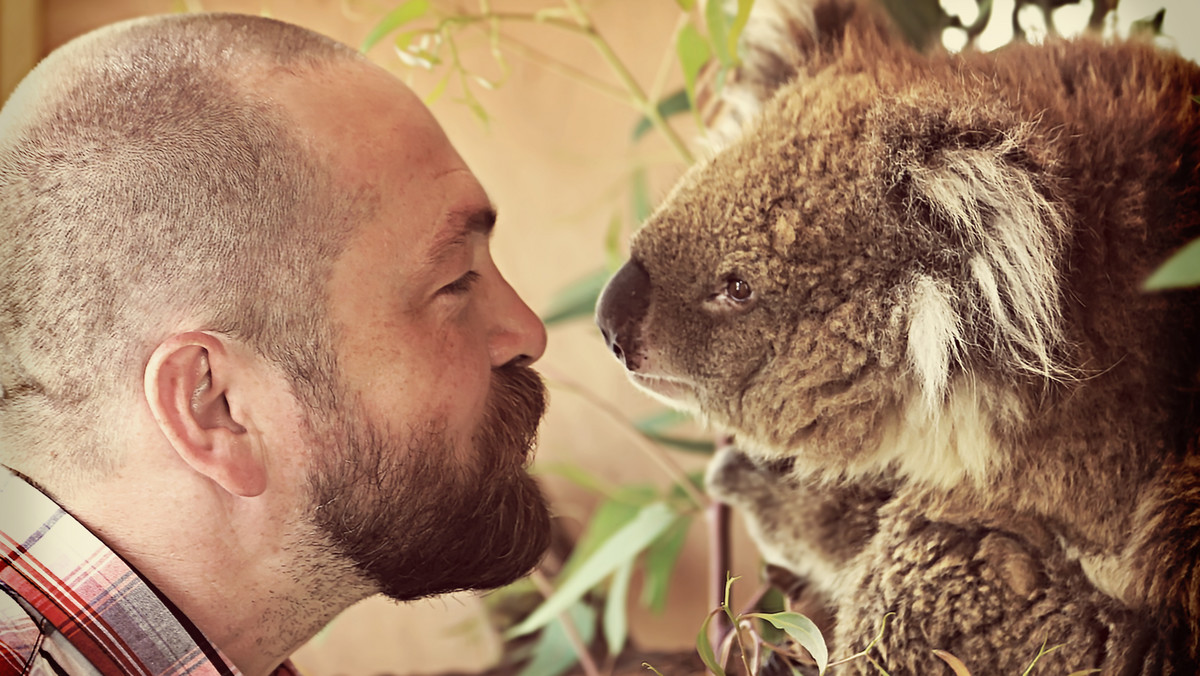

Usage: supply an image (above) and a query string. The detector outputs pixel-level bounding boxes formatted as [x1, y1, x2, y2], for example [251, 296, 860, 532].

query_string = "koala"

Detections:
[595, 0, 1200, 673]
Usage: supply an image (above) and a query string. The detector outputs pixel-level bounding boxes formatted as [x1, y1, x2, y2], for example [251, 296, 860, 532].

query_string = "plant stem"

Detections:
[531, 569, 603, 676]
[561, 0, 696, 164]
[707, 499, 732, 651]
[543, 368, 709, 509]
[496, 34, 631, 104]
[413, 4, 696, 164]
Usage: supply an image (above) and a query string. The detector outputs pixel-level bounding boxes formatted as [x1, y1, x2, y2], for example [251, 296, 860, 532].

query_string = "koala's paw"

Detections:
[829, 516, 1166, 675]
[706, 446, 894, 585]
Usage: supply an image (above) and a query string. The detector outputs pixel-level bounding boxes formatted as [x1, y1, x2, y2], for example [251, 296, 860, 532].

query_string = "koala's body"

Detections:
[596, 1, 1200, 672]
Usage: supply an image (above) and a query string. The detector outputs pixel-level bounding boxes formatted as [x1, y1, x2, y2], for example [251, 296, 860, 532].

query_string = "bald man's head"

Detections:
[0, 14, 375, 479]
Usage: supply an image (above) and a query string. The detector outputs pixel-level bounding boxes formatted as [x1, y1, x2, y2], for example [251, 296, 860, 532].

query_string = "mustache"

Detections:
[477, 363, 547, 466]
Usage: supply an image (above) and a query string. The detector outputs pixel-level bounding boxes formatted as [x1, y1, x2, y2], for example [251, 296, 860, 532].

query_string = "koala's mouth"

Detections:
[629, 372, 700, 408]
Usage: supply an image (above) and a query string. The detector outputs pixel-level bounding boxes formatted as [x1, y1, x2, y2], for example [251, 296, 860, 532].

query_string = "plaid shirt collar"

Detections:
[0, 466, 299, 676]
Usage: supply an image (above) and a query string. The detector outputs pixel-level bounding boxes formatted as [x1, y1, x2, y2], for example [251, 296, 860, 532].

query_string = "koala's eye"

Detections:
[725, 277, 753, 302]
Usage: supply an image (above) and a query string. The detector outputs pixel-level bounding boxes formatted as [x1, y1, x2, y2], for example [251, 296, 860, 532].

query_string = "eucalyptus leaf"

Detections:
[507, 502, 678, 638]
[725, 0, 756, 63]
[747, 612, 828, 674]
[605, 213, 625, 271]
[675, 0, 697, 11]
[515, 602, 597, 676]
[557, 499, 642, 582]
[640, 517, 691, 612]
[603, 560, 634, 655]
[424, 72, 451, 105]
[541, 267, 611, 325]
[361, 0, 431, 52]
[676, 23, 712, 109]
[696, 611, 727, 676]
[1143, 237, 1200, 290]
[641, 431, 717, 454]
[634, 409, 693, 434]
[631, 167, 653, 223]
[706, 0, 733, 67]
[631, 89, 692, 142]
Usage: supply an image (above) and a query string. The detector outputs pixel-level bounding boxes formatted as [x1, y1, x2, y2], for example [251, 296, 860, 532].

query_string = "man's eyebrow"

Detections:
[424, 206, 497, 268]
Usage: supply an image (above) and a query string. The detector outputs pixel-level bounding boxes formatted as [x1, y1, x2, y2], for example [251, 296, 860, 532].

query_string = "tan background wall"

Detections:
[3, 1, 755, 674]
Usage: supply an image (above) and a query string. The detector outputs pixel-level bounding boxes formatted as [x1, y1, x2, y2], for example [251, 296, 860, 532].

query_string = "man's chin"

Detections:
[370, 470, 553, 601]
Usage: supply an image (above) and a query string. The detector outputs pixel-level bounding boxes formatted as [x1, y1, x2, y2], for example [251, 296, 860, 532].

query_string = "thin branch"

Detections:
[531, 569, 603, 676]
[541, 367, 710, 510]
[648, 12, 692, 104]
[707, 501, 732, 652]
[496, 34, 632, 104]
[561, 0, 696, 164]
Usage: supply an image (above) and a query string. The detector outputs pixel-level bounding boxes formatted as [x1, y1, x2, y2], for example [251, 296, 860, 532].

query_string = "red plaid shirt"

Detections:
[0, 467, 300, 676]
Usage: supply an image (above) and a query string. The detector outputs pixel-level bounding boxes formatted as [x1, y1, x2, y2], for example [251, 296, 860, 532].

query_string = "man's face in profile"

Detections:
[272, 61, 552, 599]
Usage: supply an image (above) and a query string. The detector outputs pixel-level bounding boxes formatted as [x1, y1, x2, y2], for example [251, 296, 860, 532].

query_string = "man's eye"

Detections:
[440, 271, 480, 295]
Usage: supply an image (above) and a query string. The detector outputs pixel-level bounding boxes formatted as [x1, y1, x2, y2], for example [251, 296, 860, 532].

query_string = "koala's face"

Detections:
[596, 54, 1087, 467]
[597, 75, 917, 460]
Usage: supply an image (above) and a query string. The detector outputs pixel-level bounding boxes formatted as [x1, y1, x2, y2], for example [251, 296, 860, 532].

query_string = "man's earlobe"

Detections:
[144, 332, 267, 498]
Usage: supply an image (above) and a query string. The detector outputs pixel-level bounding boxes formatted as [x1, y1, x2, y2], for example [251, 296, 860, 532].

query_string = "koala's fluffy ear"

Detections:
[900, 136, 1070, 408]
[699, 0, 883, 146]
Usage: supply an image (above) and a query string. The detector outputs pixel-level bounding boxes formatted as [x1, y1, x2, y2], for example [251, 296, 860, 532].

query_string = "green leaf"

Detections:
[634, 410, 716, 454]
[640, 517, 691, 612]
[747, 612, 828, 674]
[557, 499, 642, 582]
[1143, 237, 1200, 290]
[631, 89, 693, 142]
[424, 72, 451, 105]
[676, 22, 712, 110]
[634, 409, 694, 434]
[515, 602, 597, 676]
[603, 560, 634, 655]
[641, 432, 717, 454]
[541, 267, 611, 325]
[696, 611, 727, 676]
[675, 0, 697, 11]
[361, 0, 431, 52]
[604, 213, 624, 271]
[1191, 95, 1200, 105]
[706, 0, 733, 67]
[725, 0, 756, 64]
[507, 502, 679, 638]
[631, 167, 653, 224]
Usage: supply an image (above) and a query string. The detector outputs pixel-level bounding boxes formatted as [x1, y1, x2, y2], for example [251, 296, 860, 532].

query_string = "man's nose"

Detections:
[490, 275, 548, 368]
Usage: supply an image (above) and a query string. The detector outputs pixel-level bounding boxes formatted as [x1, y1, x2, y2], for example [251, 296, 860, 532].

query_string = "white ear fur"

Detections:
[908, 140, 1070, 388]
[907, 274, 962, 410]
[698, 0, 817, 151]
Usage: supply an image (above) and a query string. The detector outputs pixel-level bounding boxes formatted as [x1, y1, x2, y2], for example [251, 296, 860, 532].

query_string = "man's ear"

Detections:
[144, 332, 267, 498]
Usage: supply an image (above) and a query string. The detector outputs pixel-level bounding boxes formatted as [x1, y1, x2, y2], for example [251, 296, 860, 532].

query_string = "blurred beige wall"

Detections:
[17, 1, 758, 674]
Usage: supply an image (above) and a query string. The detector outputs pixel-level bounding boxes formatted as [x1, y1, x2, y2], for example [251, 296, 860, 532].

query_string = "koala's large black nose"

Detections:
[596, 259, 651, 371]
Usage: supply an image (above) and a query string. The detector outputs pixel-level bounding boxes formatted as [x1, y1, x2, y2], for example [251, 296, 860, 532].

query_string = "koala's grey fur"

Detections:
[596, 0, 1200, 672]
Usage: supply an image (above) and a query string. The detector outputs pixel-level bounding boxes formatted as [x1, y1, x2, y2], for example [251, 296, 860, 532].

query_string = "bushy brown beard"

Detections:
[306, 363, 551, 600]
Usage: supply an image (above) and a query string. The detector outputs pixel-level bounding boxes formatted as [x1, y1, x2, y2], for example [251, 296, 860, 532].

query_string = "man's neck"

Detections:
[52, 457, 373, 676]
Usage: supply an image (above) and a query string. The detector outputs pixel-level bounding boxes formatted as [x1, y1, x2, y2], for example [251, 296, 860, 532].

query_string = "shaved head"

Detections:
[0, 14, 374, 479]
